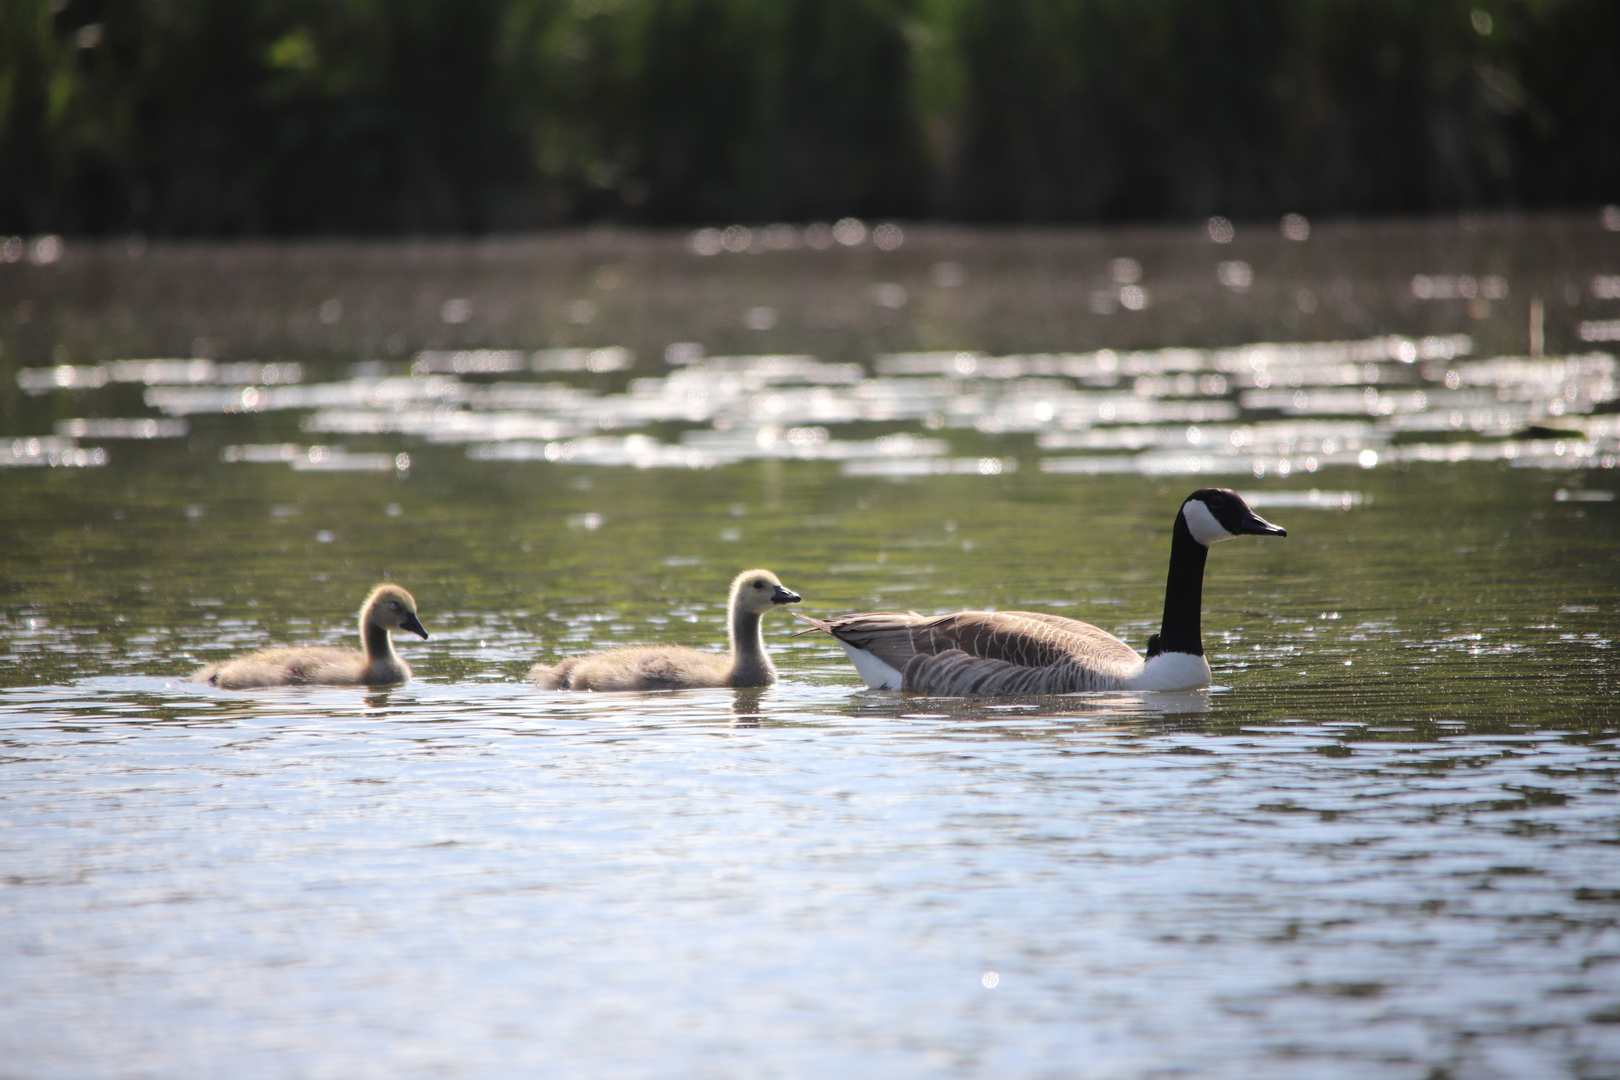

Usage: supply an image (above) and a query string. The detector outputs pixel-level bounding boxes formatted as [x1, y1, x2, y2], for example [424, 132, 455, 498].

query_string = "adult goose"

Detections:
[189, 583, 428, 689]
[796, 488, 1285, 694]
[531, 569, 801, 691]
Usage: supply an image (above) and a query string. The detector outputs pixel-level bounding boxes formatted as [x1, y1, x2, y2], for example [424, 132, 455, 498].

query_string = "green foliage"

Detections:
[1, 0, 1615, 234]
[501, 0, 927, 221]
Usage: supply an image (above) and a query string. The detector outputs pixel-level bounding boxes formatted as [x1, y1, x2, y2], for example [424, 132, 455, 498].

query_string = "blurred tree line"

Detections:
[2, 0, 1615, 235]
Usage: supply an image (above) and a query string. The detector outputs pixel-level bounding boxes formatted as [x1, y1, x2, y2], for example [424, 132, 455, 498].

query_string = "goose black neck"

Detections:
[1152, 512, 1208, 657]
[363, 620, 395, 662]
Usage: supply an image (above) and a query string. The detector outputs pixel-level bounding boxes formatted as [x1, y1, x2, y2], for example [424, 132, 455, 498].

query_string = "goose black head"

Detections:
[1180, 488, 1287, 547]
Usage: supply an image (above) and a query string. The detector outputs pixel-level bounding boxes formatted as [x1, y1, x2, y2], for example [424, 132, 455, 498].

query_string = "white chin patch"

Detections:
[1182, 499, 1236, 546]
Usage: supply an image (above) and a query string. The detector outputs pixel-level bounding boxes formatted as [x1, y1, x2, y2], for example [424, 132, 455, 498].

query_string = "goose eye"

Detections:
[1208, 495, 1225, 509]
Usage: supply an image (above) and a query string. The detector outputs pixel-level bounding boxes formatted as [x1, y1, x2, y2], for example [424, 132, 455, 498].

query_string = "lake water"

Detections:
[2, 215, 1619, 1078]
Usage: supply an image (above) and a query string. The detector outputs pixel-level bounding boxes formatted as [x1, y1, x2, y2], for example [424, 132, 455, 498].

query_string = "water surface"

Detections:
[2, 218, 1618, 1078]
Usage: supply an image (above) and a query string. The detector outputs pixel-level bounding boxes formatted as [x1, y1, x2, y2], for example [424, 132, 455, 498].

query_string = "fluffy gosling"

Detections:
[531, 569, 800, 691]
[189, 583, 428, 689]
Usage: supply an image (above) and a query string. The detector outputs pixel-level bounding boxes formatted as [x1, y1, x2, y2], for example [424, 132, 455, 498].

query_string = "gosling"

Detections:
[531, 569, 801, 691]
[189, 583, 428, 689]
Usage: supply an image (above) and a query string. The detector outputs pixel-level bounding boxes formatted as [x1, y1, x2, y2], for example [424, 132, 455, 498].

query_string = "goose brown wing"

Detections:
[804, 609, 1144, 688]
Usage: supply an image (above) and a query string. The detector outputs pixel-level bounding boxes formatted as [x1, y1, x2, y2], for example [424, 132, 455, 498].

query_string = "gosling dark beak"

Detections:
[1236, 509, 1287, 538]
[401, 612, 429, 639]
[772, 585, 802, 605]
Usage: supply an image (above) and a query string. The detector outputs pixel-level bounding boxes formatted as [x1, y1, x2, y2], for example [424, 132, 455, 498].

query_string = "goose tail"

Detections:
[791, 612, 835, 638]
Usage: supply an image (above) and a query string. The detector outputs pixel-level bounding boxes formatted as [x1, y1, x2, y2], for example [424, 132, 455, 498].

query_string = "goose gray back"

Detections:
[796, 489, 1285, 695]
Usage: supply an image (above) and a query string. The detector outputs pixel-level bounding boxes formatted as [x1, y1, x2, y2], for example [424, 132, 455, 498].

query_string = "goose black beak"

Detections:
[772, 585, 802, 605]
[1236, 510, 1287, 538]
[401, 612, 429, 639]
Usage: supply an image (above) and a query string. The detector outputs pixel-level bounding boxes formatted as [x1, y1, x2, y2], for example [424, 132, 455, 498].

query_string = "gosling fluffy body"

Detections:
[531, 569, 800, 691]
[189, 583, 428, 689]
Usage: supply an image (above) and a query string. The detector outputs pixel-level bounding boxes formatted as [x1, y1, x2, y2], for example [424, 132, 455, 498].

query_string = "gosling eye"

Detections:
[753, 580, 766, 589]
[389, 601, 401, 611]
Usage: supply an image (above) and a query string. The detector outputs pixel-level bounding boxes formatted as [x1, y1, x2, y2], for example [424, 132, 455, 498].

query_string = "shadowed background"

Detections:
[3, 0, 1618, 236]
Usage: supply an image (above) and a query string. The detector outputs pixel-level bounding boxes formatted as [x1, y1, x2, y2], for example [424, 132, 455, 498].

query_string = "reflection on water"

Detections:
[6, 215, 1619, 479]
[9, 336, 1618, 477]
[1, 219, 1619, 1077]
[3, 680, 1619, 1079]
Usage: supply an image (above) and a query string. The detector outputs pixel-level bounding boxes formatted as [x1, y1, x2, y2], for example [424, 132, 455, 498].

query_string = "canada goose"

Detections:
[531, 569, 801, 691]
[189, 583, 428, 689]
[796, 488, 1285, 694]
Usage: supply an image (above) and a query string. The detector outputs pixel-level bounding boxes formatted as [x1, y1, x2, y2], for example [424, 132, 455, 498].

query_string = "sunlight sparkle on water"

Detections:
[3, 219, 1620, 1080]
